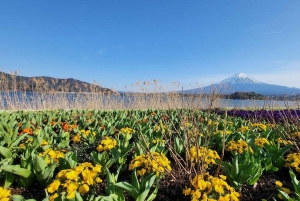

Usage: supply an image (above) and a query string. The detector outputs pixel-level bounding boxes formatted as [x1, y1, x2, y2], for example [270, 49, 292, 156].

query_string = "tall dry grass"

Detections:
[0, 71, 227, 111]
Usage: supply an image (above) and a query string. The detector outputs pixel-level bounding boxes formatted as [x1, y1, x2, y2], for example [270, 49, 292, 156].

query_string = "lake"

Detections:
[0, 91, 298, 110]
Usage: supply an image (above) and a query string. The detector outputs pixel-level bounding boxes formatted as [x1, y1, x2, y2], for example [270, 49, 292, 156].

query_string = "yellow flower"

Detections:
[49, 162, 103, 199]
[65, 170, 79, 180]
[67, 191, 76, 199]
[93, 164, 102, 173]
[129, 152, 171, 177]
[284, 153, 300, 172]
[0, 187, 11, 199]
[226, 140, 253, 154]
[40, 148, 65, 164]
[67, 183, 78, 194]
[84, 130, 90, 136]
[189, 146, 220, 168]
[290, 131, 300, 140]
[72, 133, 81, 143]
[275, 181, 283, 188]
[230, 192, 240, 201]
[214, 184, 225, 194]
[47, 180, 61, 193]
[219, 175, 227, 180]
[281, 187, 291, 194]
[82, 168, 95, 185]
[120, 127, 135, 134]
[152, 138, 166, 144]
[26, 138, 33, 143]
[182, 187, 191, 196]
[218, 195, 230, 201]
[251, 123, 267, 131]
[277, 138, 293, 145]
[41, 140, 48, 146]
[96, 136, 117, 152]
[237, 126, 250, 133]
[192, 176, 208, 191]
[192, 190, 201, 199]
[184, 173, 239, 201]
[96, 177, 102, 183]
[56, 169, 68, 179]
[79, 184, 89, 194]
[255, 138, 270, 147]
[137, 168, 146, 176]
[49, 193, 59, 201]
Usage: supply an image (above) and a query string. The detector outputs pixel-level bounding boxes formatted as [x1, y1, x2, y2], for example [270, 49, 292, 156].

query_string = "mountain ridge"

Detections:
[0, 71, 113, 93]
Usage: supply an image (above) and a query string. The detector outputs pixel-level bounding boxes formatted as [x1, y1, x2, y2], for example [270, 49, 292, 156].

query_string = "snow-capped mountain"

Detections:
[218, 73, 262, 84]
[184, 73, 300, 95]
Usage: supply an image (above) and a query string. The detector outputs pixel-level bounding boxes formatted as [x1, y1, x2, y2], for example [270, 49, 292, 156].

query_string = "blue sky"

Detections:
[1, 1, 300, 91]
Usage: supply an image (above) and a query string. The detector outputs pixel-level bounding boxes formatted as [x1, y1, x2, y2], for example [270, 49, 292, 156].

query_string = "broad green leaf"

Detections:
[4, 172, 14, 188]
[75, 191, 84, 201]
[105, 167, 116, 195]
[10, 133, 28, 148]
[289, 169, 300, 195]
[115, 182, 139, 199]
[32, 154, 47, 173]
[274, 145, 292, 161]
[2, 165, 33, 178]
[137, 174, 156, 201]
[146, 185, 159, 201]
[0, 146, 12, 158]
[36, 164, 56, 186]
[95, 194, 119, 201]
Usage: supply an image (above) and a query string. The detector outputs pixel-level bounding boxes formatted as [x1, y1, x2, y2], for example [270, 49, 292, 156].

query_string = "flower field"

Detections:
[0, 109, 300, 201]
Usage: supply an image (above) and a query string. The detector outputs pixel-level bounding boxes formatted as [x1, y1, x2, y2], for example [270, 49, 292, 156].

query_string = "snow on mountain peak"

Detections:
[236, 73, 248, 78]
[218, 73, 262, 84]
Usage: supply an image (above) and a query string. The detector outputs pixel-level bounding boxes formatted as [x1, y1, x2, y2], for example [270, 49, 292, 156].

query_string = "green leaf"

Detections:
[10, 134, 28, 148]
[4, 172, 14, 188]
[289, 169, 300, 195]
[278, 189, 291, 201]
[231, 156, 239, 176]
[10, 195, 26, 201]
[36, 164, 56, 186]
[32, 154, 47, 173]
[95, 194, 119, 201]
[146, 185, 159, 201]
[116, 188, 125, 201]
[75, 191, 84, 201]
[18, 173, 35, 188]
[105, 167, 116, 195]
[0, 146, 12, 158]
[137, 174, 156, 201]
[115, 182, 139, 199]
[274, 145, 292, 162]
[132, 169, 140, 191]
[1, 165, 32, 178]
[63, 152, 78, 169]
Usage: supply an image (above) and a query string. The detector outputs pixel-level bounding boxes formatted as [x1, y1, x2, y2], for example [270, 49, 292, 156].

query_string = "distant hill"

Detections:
[0, 72, 113, 93]
[224, 92, 265, 100]
[185, 73, 300, 96]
